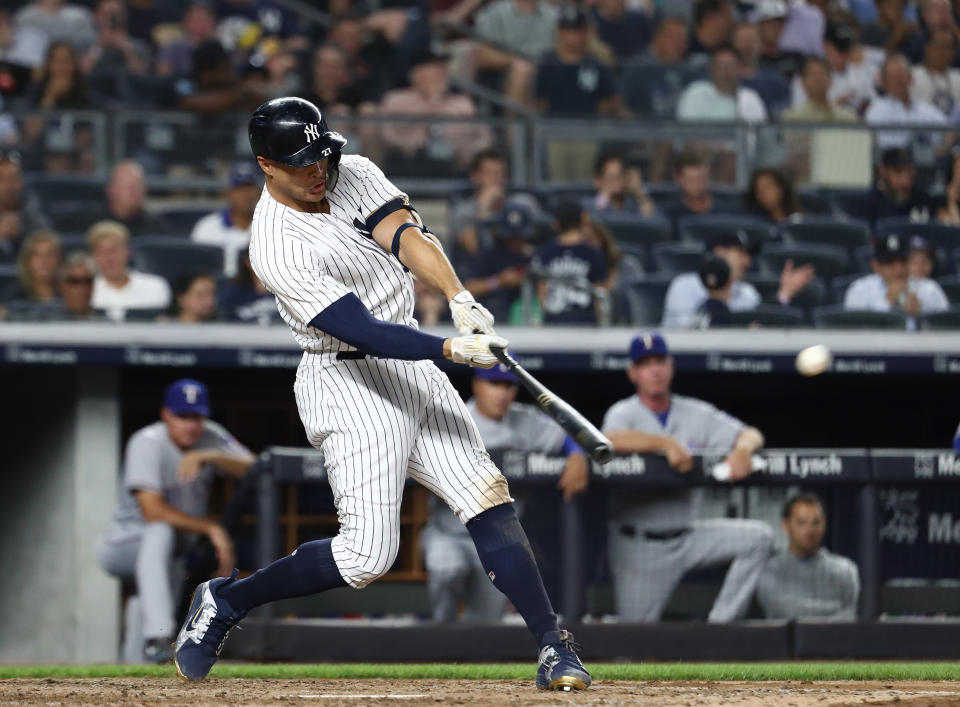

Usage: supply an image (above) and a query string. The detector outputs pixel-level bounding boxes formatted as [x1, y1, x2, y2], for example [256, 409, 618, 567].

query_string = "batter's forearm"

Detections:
[399, 231, 465, 300]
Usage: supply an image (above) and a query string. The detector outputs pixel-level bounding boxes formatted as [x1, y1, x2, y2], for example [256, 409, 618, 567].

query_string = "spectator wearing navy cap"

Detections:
[848, 148, 941, 225]
[908, 235, 937, 279]
[420, 363, 588, 622]
[662, 230, 814, 328]
[533, 7, 622, 118]
[96, 379, 254, 663]
[461, 200, 538, 323]
[191, 161, 260, 277]
[696, 255, 734, 328]
[601, 331, 771, 622]
[844, 232, 948, 327]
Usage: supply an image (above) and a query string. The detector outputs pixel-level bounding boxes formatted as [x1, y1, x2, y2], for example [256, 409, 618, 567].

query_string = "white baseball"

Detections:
[796, 344, 833, 377]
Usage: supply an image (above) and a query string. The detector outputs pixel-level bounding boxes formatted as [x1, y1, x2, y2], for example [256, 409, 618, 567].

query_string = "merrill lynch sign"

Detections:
[759, 453, 845, 478]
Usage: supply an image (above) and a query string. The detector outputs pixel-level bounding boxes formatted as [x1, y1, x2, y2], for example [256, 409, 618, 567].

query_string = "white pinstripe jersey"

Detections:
[249, 154, 417, 355]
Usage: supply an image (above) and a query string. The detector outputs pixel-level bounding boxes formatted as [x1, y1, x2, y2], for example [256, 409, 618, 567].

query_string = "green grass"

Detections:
[1, 663, 959, 681]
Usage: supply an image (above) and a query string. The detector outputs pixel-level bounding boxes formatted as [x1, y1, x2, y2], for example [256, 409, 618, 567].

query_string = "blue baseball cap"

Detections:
[629, 331, 669, 361]
[474, 362, 518, 383]
[229, 161, 259, 188]
[164, 379, 210, 416]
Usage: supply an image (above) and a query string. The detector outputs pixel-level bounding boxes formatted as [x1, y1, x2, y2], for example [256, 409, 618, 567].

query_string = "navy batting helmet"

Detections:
[248, 97, 347, 189]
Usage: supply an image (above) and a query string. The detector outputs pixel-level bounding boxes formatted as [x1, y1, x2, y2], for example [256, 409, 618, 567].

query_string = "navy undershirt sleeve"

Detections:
[309, 293, 445, 360]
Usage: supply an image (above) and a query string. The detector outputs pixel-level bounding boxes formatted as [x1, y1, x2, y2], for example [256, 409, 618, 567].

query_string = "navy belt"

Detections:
[336, 351, 366, 360]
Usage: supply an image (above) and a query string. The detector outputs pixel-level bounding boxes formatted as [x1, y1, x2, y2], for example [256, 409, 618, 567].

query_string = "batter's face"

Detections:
[472, 379, 518, 421]
[258, 156, 330, 211]
[783, 501, 825, 557]
[628, 355, 674, 397]
[161, 408, 206, 449]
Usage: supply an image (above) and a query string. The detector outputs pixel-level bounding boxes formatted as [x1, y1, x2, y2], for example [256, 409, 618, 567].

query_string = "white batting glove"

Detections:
[449, 290, 496, 335]
[449, 334, 509, 369]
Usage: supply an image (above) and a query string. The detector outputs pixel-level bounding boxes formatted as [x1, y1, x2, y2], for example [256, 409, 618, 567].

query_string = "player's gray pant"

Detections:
[295, 357, 512, 589]
[96, 523, 183, 647]
[420, 525, 507, 622]
[608, 518, 774, 622]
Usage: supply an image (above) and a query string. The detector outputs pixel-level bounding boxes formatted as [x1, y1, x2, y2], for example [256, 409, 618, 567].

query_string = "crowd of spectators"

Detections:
[1, 0, 960, 329]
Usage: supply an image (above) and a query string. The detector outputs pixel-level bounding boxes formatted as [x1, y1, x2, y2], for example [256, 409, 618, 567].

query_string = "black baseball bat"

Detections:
[489, 345, 614, 464]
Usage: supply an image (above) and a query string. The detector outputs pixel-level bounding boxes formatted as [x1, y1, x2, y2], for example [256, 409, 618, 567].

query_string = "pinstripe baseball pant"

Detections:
[295, 355, 512, 588]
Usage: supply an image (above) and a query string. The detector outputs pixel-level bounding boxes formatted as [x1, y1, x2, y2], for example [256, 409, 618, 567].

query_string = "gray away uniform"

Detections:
[422, 400, 566, 622]
[757, 548, 860, 620]
[602, 394, 773, 622]
[96, 420, 250, 659]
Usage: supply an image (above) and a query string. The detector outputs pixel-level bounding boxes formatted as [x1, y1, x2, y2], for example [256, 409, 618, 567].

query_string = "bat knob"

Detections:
[593, 444, 615, 465]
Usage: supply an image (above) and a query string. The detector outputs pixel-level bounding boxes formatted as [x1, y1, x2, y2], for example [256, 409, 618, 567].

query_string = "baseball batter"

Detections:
[602, 332, 773, 622]
[173, 97, 589, 691]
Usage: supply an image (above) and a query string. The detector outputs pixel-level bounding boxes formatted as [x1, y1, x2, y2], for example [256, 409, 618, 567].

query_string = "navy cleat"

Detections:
[536, 629, 591, 691]
[173, 569, 245, 681]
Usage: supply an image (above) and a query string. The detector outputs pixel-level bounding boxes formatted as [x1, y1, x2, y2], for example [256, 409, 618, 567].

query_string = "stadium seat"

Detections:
[875, 219, 960, 250]
[57, 233, 88, 253]
[936, 275, 960, 304]
[593, 214, 672, 248]
[796, 188, 833, 215]
[49, 200, 98, 231]
[745, 274, 827, 314]
[0, 269, 17, 299]
[920, 307, 960, 329]
[159, 206, 213, 238]
[651, 241, 704, 273]
[728, 305, 805, 328]
[678, 214, 775, 250]
[822, 187, 869, 218]
[124, 307, 167, 322]
[812, 305, 907, 329]
[24, 175, 105, 203]
[830, 273, 863, 304]
[758, 243, 850, 280]
[623, 274, 674, 326]
[615, 243, 647, 282]
[853, 245, 874, 272]
[131, 239, 224, 285]
[780, 217, 870, 251]
[619, 59, 705, 118]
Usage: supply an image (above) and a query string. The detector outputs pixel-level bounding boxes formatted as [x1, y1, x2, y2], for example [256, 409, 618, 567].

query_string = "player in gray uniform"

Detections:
[757, 492, 860, 620]
[96, 379, 254, 662]
[422, 363, 588, 621]
[602, 332, 773, 622]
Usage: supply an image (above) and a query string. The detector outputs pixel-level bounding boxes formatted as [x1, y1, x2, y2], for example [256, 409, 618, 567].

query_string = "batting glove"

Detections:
[449, 290, 496, 335]
[449, 334, 509, 369]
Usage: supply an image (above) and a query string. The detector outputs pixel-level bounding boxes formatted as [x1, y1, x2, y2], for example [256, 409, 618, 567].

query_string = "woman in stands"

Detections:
[1, 229, 61, 308]
[743, 168, 801, 224]
[163, 272, 218, 324]
[28, 42, 91, 110]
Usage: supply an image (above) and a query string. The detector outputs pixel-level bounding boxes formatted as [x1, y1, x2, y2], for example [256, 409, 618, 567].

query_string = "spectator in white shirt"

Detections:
[815, 23, 876, 115]
[844, 232, 948, 327]
[88, 220, 170, 321]
[190, 161, 259, 278]
[911, 29, 960, 116]
[677, 46, 768, 123]
[866, 53, 947, 148]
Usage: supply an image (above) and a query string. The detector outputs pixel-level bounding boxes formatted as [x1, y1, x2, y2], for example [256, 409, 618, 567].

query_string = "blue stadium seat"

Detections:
[49, 200, 98, 231]
[24, 175, 105, 204]
[812, 305, 907, 329]
[678, 214, 775, 250]
[920, 307, 960, 329]
[131, 239, 224, 285]
[124, 307, 167, 322]
[830, 273, 863, 305]
[758, 243, 850, 280]
[57, 233, 88, 253]
[822, 187, 869, 218]
[0, 268, 18, 301]
[623, 274, 674, 326]
[651, 241, 704, 273]
[159, 206, 213, 238]
[781, 217, 871, 251]
[875, 219, 960, 250]
[593, 214, 672, 248]
[619, 59, 705, 118]
[728, 305, 805, 327]
[796, 188, 834, 215]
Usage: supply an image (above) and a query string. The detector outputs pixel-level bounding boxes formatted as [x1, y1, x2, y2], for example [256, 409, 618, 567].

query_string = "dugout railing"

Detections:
[252, 446, 960, 624]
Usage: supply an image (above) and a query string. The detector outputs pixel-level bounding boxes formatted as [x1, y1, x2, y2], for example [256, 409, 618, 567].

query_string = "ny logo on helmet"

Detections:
[304, 123, 321, 143]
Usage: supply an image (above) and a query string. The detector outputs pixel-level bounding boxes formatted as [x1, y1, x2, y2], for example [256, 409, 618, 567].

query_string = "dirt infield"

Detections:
[2, 678, 960, 706]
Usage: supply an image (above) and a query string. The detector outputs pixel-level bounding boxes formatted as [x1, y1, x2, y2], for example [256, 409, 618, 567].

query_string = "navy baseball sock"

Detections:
[217, 538, 346, 612]
[467, 503, 559, 648]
